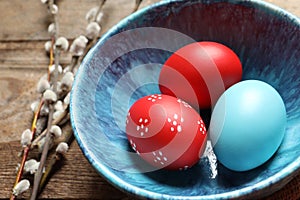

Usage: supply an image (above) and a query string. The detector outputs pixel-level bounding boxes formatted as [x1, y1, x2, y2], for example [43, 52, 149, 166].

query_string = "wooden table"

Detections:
[0, 0, 299, 199]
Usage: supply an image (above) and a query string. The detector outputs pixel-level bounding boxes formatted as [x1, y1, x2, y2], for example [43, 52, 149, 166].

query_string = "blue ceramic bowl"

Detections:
[70, 0, 300, 199]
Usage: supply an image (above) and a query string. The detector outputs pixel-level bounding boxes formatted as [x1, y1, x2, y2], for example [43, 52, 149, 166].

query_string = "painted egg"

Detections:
[159, 41, 242, 109]
[126, 94, 207, 170]
[209, 80, 287, 171]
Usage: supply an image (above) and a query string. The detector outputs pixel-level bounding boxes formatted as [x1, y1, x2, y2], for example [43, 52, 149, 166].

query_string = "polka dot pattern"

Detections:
[147, 94, 163, 102]
[136, 117, 149, 137]
[167, 113, 184, 133]
[152, 151, 168, 166]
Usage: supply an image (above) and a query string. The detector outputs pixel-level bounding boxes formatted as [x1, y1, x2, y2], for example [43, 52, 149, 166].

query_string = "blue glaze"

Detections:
[70, 0, 300, 199]
[210, 80, 287, 172]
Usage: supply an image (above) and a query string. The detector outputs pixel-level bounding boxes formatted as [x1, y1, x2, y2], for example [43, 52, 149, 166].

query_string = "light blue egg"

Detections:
[209, 80, 287, 171]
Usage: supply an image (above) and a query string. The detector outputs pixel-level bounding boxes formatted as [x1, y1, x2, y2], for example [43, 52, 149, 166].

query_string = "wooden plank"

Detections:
[0, 137, 130, 199]
[0, 0, 98, 41]
[266, 0, 300, 17]
[139, 0, 162, 9]
[0, 69, 42, 143]
[100, 0, 136, 35]
[0, 0, 136, 41]
[0, 41, 72, 70]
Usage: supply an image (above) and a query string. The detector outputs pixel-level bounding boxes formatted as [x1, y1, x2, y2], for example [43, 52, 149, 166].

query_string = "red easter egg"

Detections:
[159, 41, 242, 109]
[126, 94, 207, 170]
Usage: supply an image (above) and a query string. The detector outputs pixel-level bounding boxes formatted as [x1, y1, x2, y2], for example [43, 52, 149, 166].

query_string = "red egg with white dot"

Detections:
[125, 94, 207, 170]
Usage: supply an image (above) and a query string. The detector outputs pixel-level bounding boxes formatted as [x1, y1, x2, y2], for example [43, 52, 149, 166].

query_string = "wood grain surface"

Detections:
[0, 0, 299, 199]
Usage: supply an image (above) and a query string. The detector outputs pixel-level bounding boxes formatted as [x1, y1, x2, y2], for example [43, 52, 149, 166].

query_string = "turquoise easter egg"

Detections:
[209, 80, 286, 171]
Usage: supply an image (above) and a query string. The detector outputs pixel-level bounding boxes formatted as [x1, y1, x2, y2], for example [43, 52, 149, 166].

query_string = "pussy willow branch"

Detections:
[79, 0, 107, 63]
[10, 100, 44, 200]
[36, 0, 113, 194]
[52, 0, 107, 93]
[10, 20, 54, 198]
[38, 127, 74, 193]
[31, 53, 61, 200]
[30, 1, 60, 199]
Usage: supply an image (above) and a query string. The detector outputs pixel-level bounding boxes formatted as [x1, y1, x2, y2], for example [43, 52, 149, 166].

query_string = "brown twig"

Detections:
[38, 151, 64, 193]
[47, 37, 55, 81]
[31, 104, 55, 200]
[96, 0, 107, 20]
[133, 0, 143, 13]
[52, 49, 60, 93]
[38, 128, 74, 192]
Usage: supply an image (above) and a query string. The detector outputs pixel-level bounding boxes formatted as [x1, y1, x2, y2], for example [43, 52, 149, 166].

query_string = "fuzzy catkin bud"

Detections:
[13, 179, 30, 196]
[56, 81, 63, 95]
[55, 37, 69, 51]
[63, 65, 71, 73]
[61, 71, 74, 90]
[24, 159, 40, 174]
[49, 64, 63, 74]
[24, 159, 37, 169]
[37, 74, 49, 93]
[53, 110, 65, 121]
[41, 0, 48, 4]
[50, 125, 62, 138]
[64, 92, 71, 107]
[31, 100, 39, 113]
[21, 129, 32, 147]
[69, 35, 88, 56]
[85, 7, 104, 23]
[96, 12, 104, 23]
[29, 162, 40, 174]
[85, 7, 98, 22]
[56, 142, 69, 154]
[50, 4, 58, 14]
[44, 40, 52, 52]
[86, 22, 101, 39]
[37, 78, 50, 93]
[48, 23, 55, 36]
[43, 89, 57, 102]
[54, 100, 64, 111]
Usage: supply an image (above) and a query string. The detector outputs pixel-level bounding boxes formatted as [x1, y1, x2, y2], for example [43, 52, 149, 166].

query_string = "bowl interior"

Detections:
[71, 0, 300, 199]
